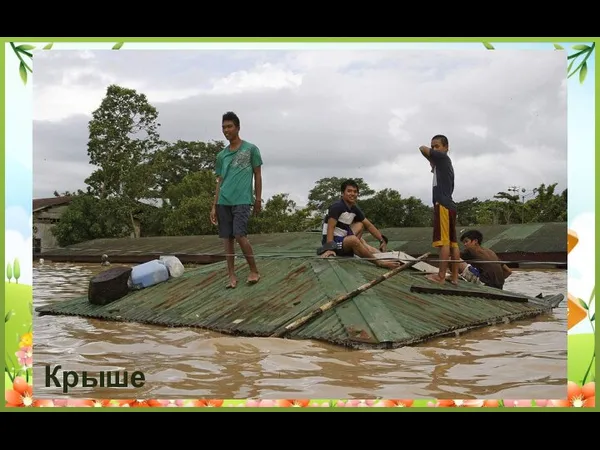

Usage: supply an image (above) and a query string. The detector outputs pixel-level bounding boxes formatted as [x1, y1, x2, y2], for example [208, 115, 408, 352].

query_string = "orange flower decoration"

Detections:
[567, 294, 588, 330]
[567, 229, 578, 254]
[373, 399, 414, 407]
[547, 381, 595, 407]
[65, 399, 131, 407]
[275, 399, 310, 407]
[5, 377, 33, 407]
[566, 229, 588, 330]
[567, 230, 579, 253]
[567, 230, 587, 330]
[428, 399, 497, 407]
[18, 332, 33, 348]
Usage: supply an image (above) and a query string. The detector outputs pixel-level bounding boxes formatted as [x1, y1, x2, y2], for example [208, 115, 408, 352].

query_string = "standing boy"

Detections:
[419, 134, 460, 285]
[210, 111, 263, 288]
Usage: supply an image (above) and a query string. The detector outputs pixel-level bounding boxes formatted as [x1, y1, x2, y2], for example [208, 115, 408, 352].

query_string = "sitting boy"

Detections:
[458, 229, 512, 289]
[317, 179, 400, 270]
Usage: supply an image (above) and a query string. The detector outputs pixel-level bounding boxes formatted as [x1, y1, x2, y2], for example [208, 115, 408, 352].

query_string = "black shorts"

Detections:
[217, 204, 251, 239]
[321, 235, 354, 257]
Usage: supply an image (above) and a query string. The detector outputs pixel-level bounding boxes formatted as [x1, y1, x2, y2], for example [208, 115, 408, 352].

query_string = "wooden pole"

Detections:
[270, 252, 430, 338]
[409, 285, 529, 302]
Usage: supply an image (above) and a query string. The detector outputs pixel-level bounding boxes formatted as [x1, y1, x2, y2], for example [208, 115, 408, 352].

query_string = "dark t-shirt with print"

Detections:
[430, 149, 457, 211]
[321, 199, 366, 244]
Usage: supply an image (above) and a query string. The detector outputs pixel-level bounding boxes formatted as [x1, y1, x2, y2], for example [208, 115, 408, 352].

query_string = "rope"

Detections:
[36, 247, 567, 265]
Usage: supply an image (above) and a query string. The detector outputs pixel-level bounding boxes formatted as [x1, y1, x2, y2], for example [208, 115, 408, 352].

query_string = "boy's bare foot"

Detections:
[444, 275, 459, 286]
[247, 272, 260, 285]
[226, 275, 237, 289]
[426, 274, 445, 284]
[377, 260, 402, 270]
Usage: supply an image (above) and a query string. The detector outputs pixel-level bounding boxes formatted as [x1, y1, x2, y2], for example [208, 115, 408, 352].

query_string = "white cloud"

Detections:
[31, 49, 567, 208]
[5, 230, 32, 286]
[6, 206, 31, 237]
[388, 106, 420, 142]
[34, 85, 111, 122]
[465, 125, 488, 139]
[209, 63, 303, 95]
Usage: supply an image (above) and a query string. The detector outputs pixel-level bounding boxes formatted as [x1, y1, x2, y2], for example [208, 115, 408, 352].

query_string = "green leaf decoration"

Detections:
[590, 313, 595, 322]
[16, 44, 35, 52]
[579, 298, 588, 310]
[565, 42, 595, 84]
[113, 42, 124, 50]
[10, 42, 34, 85]
[43, 42, 54, 50]
[19, 61, 27, 85]
[553, 43, 564, 50]
[579, 62, 588, 84]
[482, 42, 494, 50]
[5, 309, 14, 323]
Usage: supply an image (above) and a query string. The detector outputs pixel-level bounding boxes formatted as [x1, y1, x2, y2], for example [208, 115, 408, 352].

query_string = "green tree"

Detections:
[456, 198, 481, 226]
[6, 262, 12, 283]
[162, 171, 218, 236]
[53, 190, 73, 197]
[13, 258, 20, 284]
[164, 170, 217, 209]
[163, 195, 216, 236]
[149, 139, 224, 203]
[475, 200, 503, 225]
[84, 84, 161, 237]
[402, 196, 433, 227]
[493, 190, 520, 224]
[360, 190, 432, 228]
[307, 177, 375, 214]
[360, 188, 405, 228]
[51, 192, 132, 247]
[248, 193, 313, 233]
[525, 183, 566, 222]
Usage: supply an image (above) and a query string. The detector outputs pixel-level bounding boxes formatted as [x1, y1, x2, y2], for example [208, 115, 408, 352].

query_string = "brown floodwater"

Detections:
[32, 262, 567, 400]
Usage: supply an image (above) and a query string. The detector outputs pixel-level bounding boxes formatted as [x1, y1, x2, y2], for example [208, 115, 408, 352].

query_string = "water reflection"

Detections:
[32, 263, 567, 400]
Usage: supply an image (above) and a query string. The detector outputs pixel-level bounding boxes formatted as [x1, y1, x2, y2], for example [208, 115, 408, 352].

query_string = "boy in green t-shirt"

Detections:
[210, 111, 263, 288]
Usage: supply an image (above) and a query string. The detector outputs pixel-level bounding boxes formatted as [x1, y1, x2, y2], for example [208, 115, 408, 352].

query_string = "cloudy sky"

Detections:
[32, 48, 567, 207]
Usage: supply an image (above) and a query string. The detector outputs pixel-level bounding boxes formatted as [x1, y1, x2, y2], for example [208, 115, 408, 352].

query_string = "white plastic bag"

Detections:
[159, 255, 185, 278]
[461, 264, 481, 284]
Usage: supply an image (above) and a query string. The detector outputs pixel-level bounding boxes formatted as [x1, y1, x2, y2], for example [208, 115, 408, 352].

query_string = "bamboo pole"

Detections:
[270, 252, 431, 338]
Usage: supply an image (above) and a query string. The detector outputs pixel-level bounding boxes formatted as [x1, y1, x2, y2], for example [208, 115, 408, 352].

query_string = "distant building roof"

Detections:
[33, 196, 72, 212]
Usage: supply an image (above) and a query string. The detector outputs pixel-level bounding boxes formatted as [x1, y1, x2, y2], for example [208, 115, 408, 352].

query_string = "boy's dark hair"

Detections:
[431, 134, 449, 147]
[341, 179, 359, 193]
[222, 111, 240, 127]
[460, 229, 483, 244]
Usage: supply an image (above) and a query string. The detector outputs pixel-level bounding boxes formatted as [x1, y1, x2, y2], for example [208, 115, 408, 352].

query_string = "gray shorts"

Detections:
[217, 204, 251, 239]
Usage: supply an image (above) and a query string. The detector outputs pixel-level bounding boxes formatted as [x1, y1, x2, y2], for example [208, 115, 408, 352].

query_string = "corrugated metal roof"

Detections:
[36, 258, 564, 349]
[33, 196, 72, 212]
[39, 222, 567, 264]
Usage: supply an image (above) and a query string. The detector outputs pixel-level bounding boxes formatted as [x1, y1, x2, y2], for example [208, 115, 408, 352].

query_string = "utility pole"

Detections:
[507, 186, 523, 223]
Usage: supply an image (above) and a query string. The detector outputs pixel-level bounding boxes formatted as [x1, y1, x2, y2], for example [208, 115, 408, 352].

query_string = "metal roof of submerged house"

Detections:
[39, 222, 567, 266]
[35, 257, 564, 350]
[33, 196, 73, 212]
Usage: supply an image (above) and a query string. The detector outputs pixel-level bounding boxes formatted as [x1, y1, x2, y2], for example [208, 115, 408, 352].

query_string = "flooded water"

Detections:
[32, 262, 567, 400]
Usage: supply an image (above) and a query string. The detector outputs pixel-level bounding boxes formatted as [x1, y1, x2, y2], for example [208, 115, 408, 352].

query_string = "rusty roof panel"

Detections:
[36, 258, 564, 349]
